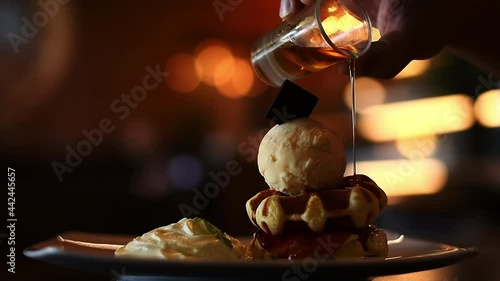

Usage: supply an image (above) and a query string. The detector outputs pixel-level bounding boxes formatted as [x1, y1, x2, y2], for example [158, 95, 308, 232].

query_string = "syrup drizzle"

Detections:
[347, 57, 357, 178]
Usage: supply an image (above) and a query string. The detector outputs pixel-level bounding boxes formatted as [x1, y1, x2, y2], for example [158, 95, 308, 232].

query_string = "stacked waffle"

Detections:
[245, 118, 389, 259]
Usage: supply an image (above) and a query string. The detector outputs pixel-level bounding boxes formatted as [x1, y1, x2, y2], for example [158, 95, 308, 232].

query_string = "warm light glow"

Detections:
[343, 77, 386, 112]
[323, 13, 362, 35]
[322, 16, 341, 35]
[165, 53, 201, 93]
[214, 57, 254, 99]
[371, 27, 381, 41]
[396, 136, 438, 159]
[213, 56, 235, 86]
[230, 58, 254, 96]
[327, 6, 338, 13]
[345, 159, 448, 199]
[359, 94, 475, 142]
[194, 39, 234, 86]
[474, 89, 500, 128]
[394, 59, 431, 80]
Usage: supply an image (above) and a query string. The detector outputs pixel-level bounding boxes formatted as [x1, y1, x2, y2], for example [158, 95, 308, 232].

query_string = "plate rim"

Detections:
[23, 231, 479, 278]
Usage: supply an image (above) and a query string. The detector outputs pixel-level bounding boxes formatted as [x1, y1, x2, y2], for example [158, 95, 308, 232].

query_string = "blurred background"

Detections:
[1, 0, 499, 280]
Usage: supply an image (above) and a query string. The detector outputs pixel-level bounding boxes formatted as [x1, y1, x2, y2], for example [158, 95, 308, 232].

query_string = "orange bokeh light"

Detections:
[359, 94, 475, 142]
[343, 77, 386, 113]
[396, 136, 438, 159]
[215, 58, 254, 99]
[213, 57, 236, 86]
[195, 39, 235, 86]
[345, 158, 448, 199]
[394, 59, 431, 80]
[474, 89, 500, 128]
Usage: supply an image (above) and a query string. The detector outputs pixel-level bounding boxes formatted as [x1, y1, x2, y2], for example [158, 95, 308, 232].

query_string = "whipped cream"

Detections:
[115, 218, 245, 260]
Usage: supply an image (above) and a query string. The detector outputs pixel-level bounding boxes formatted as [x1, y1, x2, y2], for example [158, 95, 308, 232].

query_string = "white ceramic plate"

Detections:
[24, 231, 477, 281]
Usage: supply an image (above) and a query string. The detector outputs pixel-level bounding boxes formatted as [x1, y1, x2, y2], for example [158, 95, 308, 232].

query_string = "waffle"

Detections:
[246, 175, 388, 235]
[340, 174, 388, 209]
[247, 226, 389, 259]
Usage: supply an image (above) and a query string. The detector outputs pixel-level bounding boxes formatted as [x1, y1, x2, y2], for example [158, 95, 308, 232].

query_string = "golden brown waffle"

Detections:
[246, 175, 388, 235]
[340, 174, 388, 209]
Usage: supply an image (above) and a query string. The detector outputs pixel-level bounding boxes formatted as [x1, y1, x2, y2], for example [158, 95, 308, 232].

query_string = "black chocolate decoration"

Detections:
[265, 80, 319, 124]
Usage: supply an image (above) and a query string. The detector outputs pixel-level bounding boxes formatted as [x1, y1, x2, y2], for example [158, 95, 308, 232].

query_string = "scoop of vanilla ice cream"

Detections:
[257, 118, 346, 195]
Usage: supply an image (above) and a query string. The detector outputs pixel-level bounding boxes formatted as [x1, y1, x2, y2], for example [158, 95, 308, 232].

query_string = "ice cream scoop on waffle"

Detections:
[245, 117, 389, 260]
